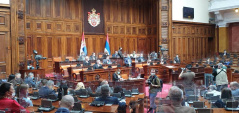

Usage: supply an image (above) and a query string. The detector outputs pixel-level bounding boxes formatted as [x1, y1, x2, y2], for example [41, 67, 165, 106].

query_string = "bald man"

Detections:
[55, 95, 74, 113]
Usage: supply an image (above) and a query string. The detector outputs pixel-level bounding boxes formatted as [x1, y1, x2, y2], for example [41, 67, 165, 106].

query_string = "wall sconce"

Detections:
[235, 8, 238, 13]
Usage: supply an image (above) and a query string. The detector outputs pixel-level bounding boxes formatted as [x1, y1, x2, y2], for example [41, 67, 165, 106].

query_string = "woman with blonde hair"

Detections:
[75, 82, 85, 91]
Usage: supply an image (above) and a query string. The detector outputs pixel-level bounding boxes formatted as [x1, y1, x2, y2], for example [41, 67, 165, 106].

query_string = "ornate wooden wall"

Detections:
[24, 0, 158, 72]
[171, 21, 215, 62]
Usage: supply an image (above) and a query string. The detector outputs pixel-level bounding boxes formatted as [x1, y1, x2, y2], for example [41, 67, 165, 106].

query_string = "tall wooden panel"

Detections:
[171, 21, 215, 62]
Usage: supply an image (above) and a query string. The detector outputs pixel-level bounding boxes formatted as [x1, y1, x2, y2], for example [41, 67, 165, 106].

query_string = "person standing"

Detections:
[214, 63, 228, 91]
[146, 69, 161, 113]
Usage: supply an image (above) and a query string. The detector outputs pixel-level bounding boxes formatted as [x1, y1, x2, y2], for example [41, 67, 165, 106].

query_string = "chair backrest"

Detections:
[49, 94, 57, 100]
[33, 92, 39, 97]
[73, 96, 78, 102]
[41, 99, 52, 108]
[196, 108, 213, 113]
[226, 101, 239, 108]
[193, 101, 204, 108]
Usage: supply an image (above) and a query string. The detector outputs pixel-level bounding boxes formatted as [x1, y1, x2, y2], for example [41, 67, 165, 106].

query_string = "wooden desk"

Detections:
[19, 69, 45, 79]
[82, 103, 118, 113]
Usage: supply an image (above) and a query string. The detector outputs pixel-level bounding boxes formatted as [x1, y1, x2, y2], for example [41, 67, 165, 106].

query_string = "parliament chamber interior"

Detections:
[0, 0, 239, 113]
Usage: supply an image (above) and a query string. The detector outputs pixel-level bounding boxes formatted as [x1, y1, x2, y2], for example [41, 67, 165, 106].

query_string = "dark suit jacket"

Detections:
[113, 73, 120, 81]
[83, 61, 91, 66]
[118, 50, 123, 58]
[24, 77, 36, 87]
[174, 57, 181, 63]
[94, 96, 126, 107]
[137, 57, 145, 62]
[93, 64, 103, 69]
[38, 86, 57, 98]
[90, 55, 96, 60]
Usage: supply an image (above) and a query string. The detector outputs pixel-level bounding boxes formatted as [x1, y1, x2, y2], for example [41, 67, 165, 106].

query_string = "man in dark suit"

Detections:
[112, 51, 120, 58]
[90, 52, 97, 60]
[113, 69, 122, 81]
[174, 54, 180, 64]
[83, 56, 91, 66]
[24, 72, 36, 87]
[77, 52, 86, 61]
[137, 53, 145, 62]
[102, 51, 109, 59]
[118, 47, 123, 58]
[103, 56, 112, 64]
[93, 60, 103, 69]
[94, 85, 126, 107]
[38, 80, 57, 98]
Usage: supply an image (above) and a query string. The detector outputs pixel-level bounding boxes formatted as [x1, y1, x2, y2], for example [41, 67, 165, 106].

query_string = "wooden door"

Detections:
[0, 7, 11, 78]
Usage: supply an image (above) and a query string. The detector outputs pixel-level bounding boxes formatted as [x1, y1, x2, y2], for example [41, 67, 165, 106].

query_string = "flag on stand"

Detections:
[104, 33, 111, 55]
[80, 32, 87, 55]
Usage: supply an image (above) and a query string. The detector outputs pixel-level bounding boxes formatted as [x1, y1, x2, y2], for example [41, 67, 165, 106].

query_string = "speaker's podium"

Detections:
[19, 69, 45, 79]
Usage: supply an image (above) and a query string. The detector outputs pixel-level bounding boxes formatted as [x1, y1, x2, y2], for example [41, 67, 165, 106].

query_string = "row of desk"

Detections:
[26, 93, 145, 113]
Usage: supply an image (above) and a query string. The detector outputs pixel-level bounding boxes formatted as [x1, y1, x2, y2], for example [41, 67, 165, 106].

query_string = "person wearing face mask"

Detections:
[113, 69, 123, 81]
[93, 60, 103, 69]
[24, 72, 36, 88]
[146, 69, 161, 113]
[55, 95, 74, 113]
[124, 55, 132, 66]
[0, 82, 29, 112]
[174, 54, 181, 64]
[16, 84, 33, 107]
[90, 52, 97, 60]
[137, 53, 145, 62]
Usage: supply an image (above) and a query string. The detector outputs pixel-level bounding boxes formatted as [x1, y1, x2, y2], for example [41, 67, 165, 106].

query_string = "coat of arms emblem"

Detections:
[88, 8, 100, 27]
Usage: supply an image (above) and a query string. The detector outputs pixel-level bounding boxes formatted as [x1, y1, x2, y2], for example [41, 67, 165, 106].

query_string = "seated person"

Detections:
[94, 85, 126, 106]
[0, 82, 29, 112]
[118, 47, 124, 58]
[7, 74, 15, 82]
[124, 55, 132, 66]
[150, 51, 158, 60]
[55, 95, 74, 113]
[137, 53, 145, 62]
[157, 86, 195, 113]
[113, 69, 123, 81]
[214, 88, 233, 108]
[10, 73, 24, 86]
[77, 52, 86, 61]
[223, 50, 227, 56]
[93, 60, 103, 69]
[103, 56, 112, 64]
[38, 80, 57, 98]
[230, 81, 239, 97]
[102, 51, 109, 59]
[112, 51, 120, 58]
[83, 56, 91, 66]
[174, 54, 181, 64]
[16, 84, 33, 107]
[206, 85, 221, 96]
[90, 52, 97, 60]
[24, 72, 36, 87]
[95, 80, 113, 95]
[130, 51, 137, 58]
[57, 80, 68, 99]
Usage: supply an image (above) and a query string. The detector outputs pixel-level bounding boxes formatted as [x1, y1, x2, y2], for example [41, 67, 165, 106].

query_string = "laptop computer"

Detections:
[71, 102, 84, 113]
[124, 90, 132, 97]
[112, 93, 122, 101]
[192, 101, 205, 109]
[30, 92, 39, 100]
[90, 101, 105, 107]
[132, 88, 139, 95]
[225, 101, 239, 111]
[48, 94, 58, 101]
[187, 95, 199, 104]
[38, 100, 55, 111]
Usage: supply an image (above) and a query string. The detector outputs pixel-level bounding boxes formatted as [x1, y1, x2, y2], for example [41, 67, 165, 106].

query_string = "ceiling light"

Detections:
[235, 8, 238, 13]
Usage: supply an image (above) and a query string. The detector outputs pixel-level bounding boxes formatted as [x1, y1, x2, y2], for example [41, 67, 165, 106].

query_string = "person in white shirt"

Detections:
[206, 85, 221, 96]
